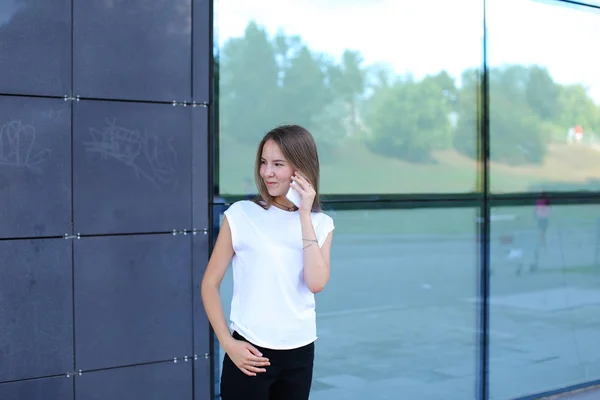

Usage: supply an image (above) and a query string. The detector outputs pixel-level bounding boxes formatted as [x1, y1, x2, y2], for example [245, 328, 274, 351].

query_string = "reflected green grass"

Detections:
[219, 135, 599, 196]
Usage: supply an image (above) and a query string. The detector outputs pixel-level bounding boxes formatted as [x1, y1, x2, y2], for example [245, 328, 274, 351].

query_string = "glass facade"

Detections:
[489, 204, 600, 399]
[487, 0, 600, 193]
[217, 205, 480, 398]
[212, 0, 600, 399]
[214, 0, 483, 195]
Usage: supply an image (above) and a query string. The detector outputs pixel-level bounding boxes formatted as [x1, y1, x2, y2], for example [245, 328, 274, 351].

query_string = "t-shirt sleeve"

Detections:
[316, 213, 335, 247]
[223, 202, 241, 250]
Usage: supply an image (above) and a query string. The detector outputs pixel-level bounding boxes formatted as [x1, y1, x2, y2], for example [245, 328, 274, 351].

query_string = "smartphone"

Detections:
[286, 181, 302, 208]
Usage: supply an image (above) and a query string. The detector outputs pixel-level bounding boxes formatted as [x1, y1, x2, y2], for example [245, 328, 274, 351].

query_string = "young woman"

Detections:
[201, 125, 335, 400]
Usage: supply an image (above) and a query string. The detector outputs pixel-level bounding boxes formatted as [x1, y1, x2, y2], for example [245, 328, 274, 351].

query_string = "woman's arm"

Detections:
[291, 171, 333, 294]
[201, 217, 236, 349]
[201, 217, 270, 376]
[300, 213, 333, 293]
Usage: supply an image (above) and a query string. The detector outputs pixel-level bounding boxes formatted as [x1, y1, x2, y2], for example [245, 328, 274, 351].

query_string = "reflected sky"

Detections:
[215, 0, 600, 101]
[488, 0, 600, 101]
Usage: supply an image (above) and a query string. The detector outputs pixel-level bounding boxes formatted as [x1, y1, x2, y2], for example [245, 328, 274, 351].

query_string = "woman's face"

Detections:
[260, 139, 295, 198]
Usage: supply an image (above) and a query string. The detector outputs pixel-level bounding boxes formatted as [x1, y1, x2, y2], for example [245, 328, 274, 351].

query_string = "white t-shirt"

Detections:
[223, 200, 334, 350]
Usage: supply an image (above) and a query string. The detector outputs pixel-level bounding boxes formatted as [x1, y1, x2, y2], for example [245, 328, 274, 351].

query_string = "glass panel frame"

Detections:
[213, 0, 484, 197]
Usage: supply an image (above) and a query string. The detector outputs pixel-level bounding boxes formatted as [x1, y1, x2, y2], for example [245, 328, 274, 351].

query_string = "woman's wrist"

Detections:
[221, 334, 237, 352]
[299, 210, 312, 220]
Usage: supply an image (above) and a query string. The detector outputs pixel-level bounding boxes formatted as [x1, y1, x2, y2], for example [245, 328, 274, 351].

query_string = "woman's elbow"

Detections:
[306, 273, 329, 294]
[308, 282, 326, 294]
[201, 275, 219, 298]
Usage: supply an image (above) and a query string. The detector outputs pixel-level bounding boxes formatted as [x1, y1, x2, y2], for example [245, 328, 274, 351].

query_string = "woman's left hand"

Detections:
[291, 171, 315, 214]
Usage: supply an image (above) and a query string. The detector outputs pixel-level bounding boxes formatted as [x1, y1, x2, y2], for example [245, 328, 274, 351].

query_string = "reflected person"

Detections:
[201, 125, 335, 400]
[531, 193, 550, 272]
[535, 194, 550, 247]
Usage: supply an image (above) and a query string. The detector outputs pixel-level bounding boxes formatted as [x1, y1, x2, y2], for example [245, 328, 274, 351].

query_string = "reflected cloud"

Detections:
[216, 0, 482, 80]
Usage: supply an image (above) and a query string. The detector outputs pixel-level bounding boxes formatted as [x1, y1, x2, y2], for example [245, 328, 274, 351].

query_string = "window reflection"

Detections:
[488, 0, 600, 193]
[216, 206, 479, 399]
[215, 0, 482, 195]
[213, 0, 600, 398]
[490, 204, 600, 399]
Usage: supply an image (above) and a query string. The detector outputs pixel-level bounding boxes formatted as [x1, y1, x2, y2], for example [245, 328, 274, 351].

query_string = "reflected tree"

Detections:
[558, 84, 600, 136]
[219, 22, 600, 168]
[526, 65, 559, 121]
[219, 21, 362, 158]
[280, 46, 331, 127]
[328, 50, 366, 137]
[219, 21, 280, 145]
[453, 68, 480, 162]
[456, 65, 549, 164]
[365, 73, 455, 163]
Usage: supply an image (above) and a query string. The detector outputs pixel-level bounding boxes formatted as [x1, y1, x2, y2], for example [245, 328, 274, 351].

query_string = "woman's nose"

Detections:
[263, 166, 274, 176]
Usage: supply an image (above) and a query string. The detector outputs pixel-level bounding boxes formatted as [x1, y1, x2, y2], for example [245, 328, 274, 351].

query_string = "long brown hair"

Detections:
[253, 125, 321, 212]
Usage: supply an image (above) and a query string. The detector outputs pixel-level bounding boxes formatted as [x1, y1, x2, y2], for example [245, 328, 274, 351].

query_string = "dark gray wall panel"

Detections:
[193, 0, 210, 103]
[194, 357, 211, 400]
[76, 361, 192, 400]
[74, 235, 193, 370]
[192, 233, 210, 356]
[0, 96, 71, 238]
[73, 101, 192, 235]
[0, 375, 73, 400]
[0, 0, 71, 96]
[193, 105, 208, 230]
[0, 239, 73, 382]
[73, 0, 192, 102]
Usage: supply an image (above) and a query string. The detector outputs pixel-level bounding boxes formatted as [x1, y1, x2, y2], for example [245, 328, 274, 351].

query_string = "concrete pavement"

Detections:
[545, 385, 600, 399]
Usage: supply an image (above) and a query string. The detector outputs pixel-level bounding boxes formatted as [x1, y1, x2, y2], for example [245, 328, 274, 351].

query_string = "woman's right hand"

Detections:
[224, 338, 270, 376]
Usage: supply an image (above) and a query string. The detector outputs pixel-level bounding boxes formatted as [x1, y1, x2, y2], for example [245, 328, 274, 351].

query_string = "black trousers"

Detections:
[220, 331, 315, 400]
